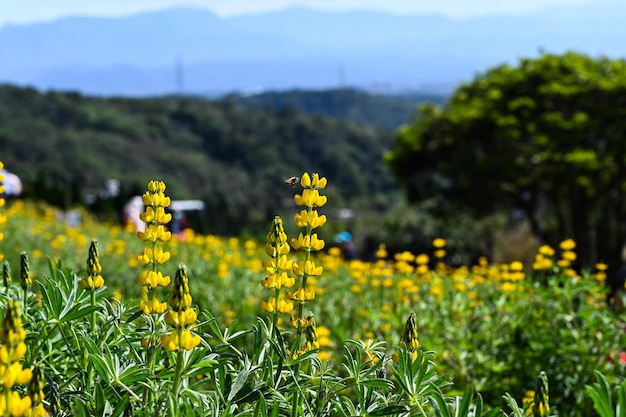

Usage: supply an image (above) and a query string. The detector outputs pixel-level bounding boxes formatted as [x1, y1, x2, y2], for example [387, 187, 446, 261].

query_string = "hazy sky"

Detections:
[1, 0, 620, 26]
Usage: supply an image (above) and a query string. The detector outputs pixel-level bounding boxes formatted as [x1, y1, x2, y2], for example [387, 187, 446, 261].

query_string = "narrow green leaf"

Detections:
[95, 382, 106, 417]
[109, 394, 130, 417]
[474, 392, 484, 416]
[369, 405, 410, 416]
[90, 354, 111, 381]
[429, 391, 452, 417]
[454, 385, 473, 417]
[253, 394, 268, 417]
[586, 371, 614, 417]
[502, 393, 525, 417]
[227, 368, 248, 401]
[270, 400, 280, 417]
[617, 380, 626, 417]
[360, 379, 394, 390]
[62, 305, 101, 322]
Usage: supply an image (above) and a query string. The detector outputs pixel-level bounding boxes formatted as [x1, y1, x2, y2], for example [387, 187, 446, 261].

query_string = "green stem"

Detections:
[293, 208, 314, 357]
[21, 288, 27, 321]
[415, 400, 428, 416]
[142, 342, 158, 406]
[171, 327, 185, 417]
[272, 287, 280, 338]
[55, 322, 82, 370]
[142, 316, 158, 407]
[85, 289, 97, 394]
[142, 238, 161, 409]
[90, 289, 97, 337]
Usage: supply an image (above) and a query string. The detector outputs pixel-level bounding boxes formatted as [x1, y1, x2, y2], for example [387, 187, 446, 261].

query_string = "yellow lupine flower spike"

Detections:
[401, 311, 420, 352]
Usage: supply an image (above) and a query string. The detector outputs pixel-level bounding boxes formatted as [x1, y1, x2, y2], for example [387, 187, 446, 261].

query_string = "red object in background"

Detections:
[620, 352, 626, 364]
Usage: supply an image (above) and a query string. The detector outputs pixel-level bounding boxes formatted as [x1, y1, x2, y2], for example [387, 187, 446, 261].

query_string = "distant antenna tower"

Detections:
[175, 54, 185, 97]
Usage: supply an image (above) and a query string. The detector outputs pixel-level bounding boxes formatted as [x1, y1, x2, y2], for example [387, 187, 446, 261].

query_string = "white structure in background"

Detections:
[0, 169, 22, 197]
[169, 200, 205, 212]
[122, 196, 205, 232]
[122, 196, 145, 232]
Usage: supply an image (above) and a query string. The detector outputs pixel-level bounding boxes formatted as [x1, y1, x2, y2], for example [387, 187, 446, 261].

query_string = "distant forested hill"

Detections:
[227, 88, 447, 128]
[0, 84, 399, 234]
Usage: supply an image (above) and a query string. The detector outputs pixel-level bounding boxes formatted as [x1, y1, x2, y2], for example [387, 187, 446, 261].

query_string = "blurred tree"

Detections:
[386, 51, 626, 269]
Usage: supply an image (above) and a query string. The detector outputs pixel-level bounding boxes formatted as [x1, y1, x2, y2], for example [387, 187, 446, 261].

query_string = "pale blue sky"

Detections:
[0, 0, 619, 26]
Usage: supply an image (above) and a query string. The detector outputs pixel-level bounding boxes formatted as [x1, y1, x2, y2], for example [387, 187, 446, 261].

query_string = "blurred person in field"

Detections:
[335, 231, 357, 260]
[169, 210, 189, 240]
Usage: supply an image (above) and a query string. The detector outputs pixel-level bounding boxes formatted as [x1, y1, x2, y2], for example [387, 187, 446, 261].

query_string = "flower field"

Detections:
[0, 167, 625, 416]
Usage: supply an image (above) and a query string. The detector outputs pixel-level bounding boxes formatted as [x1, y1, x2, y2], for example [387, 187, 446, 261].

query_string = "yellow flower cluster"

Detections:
[0, 301, 35, 417]
[161, 264, 201, 351]
[137, 181, 172, 315]
[533, 240, 577, 277]
[289, 172, 328, 356]
[557, 239, 577, 276]
[291, 233, 325, 252]
[594, 262, 608, 284]
[261, 217, 295, 316]
[78, 239, 104, 290]
[533, 245, 555, 271]
[289, 172, 327, 291]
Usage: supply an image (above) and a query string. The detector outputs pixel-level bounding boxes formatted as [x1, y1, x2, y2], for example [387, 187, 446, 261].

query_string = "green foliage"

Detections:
[0, 85, 398, 235]
[0, 257, 513, 417]
[386, 51, 626, 268]
[2, 198, 626, 416]
[585, 370, 626, 417]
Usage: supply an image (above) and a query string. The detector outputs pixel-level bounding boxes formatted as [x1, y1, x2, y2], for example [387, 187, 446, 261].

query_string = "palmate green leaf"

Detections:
[585, 371, 614, 417]
[185, 358, 219, 379]
[361, 379, 395, 390]
[37, 266, 96, 324]
[176, 347, 218, 380]
[125, 308, 143, 323]
[268, 336, 288, 362]
[37, 275, 64, 320]
[502, 393, 526, 417]
[62, 304, 101, 322]
[429, 388, 452, 417]
[90, 353, 109, 381]
[331, 395, 358, 417]
[89, 345, 146, 402]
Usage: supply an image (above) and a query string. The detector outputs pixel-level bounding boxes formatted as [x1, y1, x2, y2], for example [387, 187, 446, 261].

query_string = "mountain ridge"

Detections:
[1, 4, 624, 96]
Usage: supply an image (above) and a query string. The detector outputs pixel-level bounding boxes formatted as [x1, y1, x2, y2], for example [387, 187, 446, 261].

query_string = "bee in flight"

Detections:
[284, 176, 299, 187]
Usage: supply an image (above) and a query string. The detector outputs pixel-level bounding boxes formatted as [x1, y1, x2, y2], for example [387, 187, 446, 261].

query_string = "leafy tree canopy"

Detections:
[386, 51, 626, 267]
[0, 85, 397, 235]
